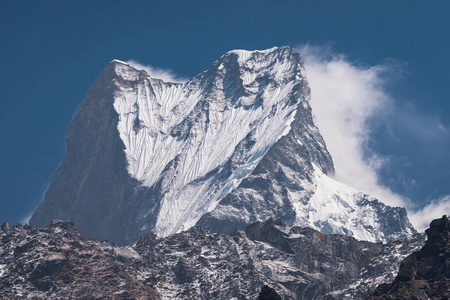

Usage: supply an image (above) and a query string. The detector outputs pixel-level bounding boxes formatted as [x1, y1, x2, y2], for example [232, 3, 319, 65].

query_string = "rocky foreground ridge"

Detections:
[367, 215, 450, 300]
[0, 218, 425, 299]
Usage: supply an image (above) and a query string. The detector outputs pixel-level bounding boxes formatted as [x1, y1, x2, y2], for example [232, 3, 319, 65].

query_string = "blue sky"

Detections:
[1, 1, 449, 229]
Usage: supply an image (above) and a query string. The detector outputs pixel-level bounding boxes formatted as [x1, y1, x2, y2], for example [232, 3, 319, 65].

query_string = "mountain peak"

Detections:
[30, 47, 416, 245]
[110, 58, 128, 65]
[215, 46, 301, 76]
[226, 46, 294, 58]
[96, 59, 154, 85]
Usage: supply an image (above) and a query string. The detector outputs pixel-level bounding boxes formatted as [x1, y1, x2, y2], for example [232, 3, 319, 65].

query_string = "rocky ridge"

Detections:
[0, 220, 160, 299]
[367, 215, 450, 300]
[0, 219, 425, 299]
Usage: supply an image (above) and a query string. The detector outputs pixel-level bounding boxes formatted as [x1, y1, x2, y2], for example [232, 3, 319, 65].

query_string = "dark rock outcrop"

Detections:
[1, 222, 9, 231]
[246, 219, 425, 299]
[259, 285, 283, 300]
[367, 215, 450, 300]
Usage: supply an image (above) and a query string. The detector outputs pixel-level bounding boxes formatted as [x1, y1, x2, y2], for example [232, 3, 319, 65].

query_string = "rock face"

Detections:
[30, 47, 416, 245]
[0, 220, 160, 299]
[244, 219, 425, 299]
[367, 215, 450, 300]
[0, 219, 425, 299]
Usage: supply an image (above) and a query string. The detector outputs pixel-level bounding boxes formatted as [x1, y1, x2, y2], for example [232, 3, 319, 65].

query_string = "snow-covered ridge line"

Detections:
[298, 164, 416, 242]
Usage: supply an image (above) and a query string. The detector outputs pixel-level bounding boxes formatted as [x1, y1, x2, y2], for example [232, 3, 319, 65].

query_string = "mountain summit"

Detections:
[30, 47, 416, 245]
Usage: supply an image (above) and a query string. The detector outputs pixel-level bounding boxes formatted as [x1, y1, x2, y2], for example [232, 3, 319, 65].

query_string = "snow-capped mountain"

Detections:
[30, 47, 416, 245]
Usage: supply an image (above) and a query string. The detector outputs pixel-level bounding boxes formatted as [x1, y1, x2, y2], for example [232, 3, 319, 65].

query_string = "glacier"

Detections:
[30, 46, 416, 245]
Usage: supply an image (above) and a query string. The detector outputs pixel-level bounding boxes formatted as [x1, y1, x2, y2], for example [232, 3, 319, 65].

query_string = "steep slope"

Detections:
[367, 215, 450, 300]
[29, 60, 145, 245]
[0, 220, 424, 299]
[30, 47, 415, 245]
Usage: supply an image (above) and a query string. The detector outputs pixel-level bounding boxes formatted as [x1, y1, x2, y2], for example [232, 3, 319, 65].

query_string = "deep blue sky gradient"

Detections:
[1, 0, 449, 224]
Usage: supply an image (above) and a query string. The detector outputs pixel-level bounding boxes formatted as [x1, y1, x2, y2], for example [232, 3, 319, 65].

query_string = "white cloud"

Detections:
[296, 44, 408, 208]
[126, 60, 188, 83]
[409, 196, 450, 231]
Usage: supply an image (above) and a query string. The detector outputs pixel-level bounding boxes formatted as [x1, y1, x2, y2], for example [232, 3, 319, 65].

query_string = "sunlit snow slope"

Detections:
[30, 47, 416, 244]
[113, 48, 303, 236]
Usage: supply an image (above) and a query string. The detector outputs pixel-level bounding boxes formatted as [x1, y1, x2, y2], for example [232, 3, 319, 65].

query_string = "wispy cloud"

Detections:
[296, 44, 450, 230]
[409, 196, 450, 231]
[126, 60, 188, 83]
[385, 103, 449, 156]
[297, 44, 406, 207]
